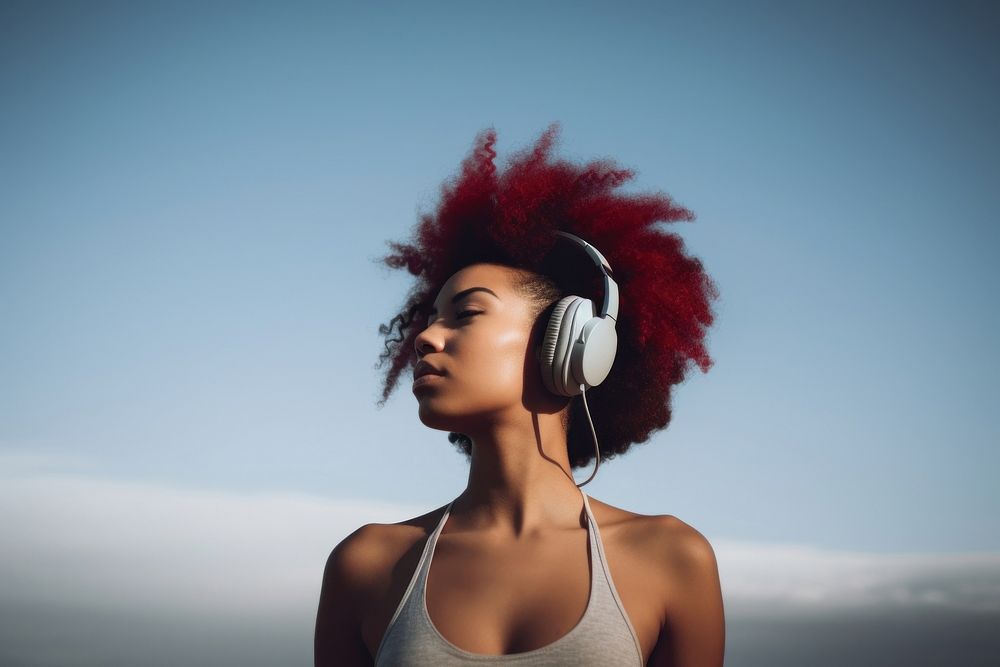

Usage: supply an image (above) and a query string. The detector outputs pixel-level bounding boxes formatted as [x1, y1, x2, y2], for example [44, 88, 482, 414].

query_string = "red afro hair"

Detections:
[376, 123, 719, 468]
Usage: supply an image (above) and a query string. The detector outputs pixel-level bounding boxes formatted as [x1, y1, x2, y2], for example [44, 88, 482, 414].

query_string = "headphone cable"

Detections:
[574, 384, 601, 487]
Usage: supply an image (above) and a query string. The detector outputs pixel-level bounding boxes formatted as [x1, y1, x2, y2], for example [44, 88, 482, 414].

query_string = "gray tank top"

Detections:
[374, 489, 645, 665]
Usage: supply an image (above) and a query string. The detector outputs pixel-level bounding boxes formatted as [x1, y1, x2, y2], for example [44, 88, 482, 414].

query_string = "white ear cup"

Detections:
[540, 296, 579, 396]
[540, 295, 614, 397]
[573, 317, 618, 388]
[539, 296, 571, 395]
[558, 297, 592, 394]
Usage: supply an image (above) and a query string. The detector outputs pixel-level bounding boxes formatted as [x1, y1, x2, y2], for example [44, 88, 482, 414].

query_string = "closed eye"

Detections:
[425, 310, 482, 327]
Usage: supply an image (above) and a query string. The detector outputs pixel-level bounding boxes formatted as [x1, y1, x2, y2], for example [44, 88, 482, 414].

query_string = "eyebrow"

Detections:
[428, 287, 500, 315]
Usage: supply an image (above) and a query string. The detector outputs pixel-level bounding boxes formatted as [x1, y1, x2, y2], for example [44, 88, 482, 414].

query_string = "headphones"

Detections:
[536, 231, 620, 487]
[538, 231, 620, 397]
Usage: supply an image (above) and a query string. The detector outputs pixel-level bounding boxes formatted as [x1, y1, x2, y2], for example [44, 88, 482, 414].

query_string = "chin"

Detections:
[415, 400, 459, 432]
[415, 397, 492, 434]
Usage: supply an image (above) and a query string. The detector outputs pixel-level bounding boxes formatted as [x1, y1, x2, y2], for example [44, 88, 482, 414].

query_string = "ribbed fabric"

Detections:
[374, 489, 644, 666]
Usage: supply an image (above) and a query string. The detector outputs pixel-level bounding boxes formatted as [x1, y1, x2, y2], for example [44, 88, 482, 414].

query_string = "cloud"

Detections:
[0, 459, 425, 667]
[1, 459, 998, 666]
[713, 540, 1000, 666]
[715, 538, 1000, 615]
[0, 468, 421, 617]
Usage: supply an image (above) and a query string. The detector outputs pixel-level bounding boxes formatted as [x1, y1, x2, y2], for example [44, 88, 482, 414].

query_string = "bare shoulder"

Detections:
[586, 498, 724, 666]
[587, 496, 719, 583]
[646, 514, 719, 572]
[638, 514, 725, 666]
[316, 505, 450, 665]
[315, 522, 391, 665]
[325, 504, 448, 594]
[639, 513, 720, 597]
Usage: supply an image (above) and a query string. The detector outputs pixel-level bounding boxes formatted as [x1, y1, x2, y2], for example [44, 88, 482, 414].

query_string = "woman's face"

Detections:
[411, 263, 553, 433]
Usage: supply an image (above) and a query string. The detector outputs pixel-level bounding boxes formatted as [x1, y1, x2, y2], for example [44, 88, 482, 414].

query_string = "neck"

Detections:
[451, 412, 586, 540]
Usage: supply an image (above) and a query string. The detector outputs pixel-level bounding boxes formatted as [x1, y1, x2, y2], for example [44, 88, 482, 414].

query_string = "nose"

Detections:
[413, 322, 442, 357]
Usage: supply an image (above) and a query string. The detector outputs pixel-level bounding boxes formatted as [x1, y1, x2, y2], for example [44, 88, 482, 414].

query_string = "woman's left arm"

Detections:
[647, 521, 726, 667]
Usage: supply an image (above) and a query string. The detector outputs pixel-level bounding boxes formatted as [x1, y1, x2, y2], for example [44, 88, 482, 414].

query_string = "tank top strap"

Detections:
[379, 499, 454, 643]
[578, 488, 645, 662]
[579, 488, 595, 528]
[579, 489, 599, 556]
[579, 489, 602, 590]
[418, 499, 454, 577]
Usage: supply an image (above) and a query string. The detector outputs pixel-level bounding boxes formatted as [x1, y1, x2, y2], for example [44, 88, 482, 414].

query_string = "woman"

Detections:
[315, 125, 725, 666]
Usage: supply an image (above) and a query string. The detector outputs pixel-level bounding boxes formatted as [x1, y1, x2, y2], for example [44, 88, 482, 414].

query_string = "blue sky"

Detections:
[1, 1, 998, 665]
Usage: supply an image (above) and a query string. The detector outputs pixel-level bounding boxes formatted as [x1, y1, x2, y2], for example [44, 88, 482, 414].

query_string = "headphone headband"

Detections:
[553, 231, 619, 321]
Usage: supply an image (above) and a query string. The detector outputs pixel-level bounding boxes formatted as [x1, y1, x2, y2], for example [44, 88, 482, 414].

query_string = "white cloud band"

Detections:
[2, 462, 998, 665]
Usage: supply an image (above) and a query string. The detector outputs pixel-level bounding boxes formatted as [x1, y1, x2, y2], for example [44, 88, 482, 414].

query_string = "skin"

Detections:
[315, 263, 725, 666]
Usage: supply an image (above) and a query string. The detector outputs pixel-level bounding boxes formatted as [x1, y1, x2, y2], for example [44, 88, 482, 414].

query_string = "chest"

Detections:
[361, 524, 663, 663]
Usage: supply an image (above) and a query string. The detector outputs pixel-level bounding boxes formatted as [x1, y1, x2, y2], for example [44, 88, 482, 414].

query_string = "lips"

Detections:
[413, 361, 445, 381]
